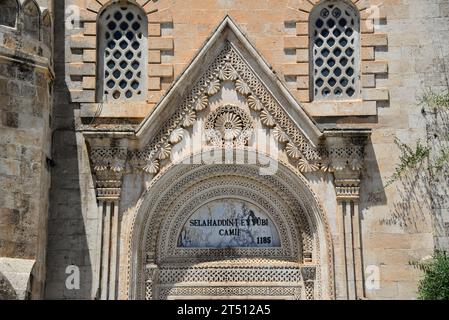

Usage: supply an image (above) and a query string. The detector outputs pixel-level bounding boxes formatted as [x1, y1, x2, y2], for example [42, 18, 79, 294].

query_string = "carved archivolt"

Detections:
[122, 153, 334, 300]
[81, 19, 374, 301]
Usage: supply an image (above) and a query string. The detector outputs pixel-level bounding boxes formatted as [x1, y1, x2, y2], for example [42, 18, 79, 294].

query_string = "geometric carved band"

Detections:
[158, 286, 303, 300]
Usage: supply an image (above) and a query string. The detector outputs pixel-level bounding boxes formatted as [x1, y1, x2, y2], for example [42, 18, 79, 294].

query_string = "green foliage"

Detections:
[386, 138, 430, 186]
[420, 89, 449, 110]
[433, 147, 449, 170]
[387, 89, 449, 185]
[412, 251, 449, 300]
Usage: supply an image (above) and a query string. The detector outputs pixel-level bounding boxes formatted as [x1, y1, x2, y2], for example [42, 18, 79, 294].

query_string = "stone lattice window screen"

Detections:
[310, 1, 360, 101]
[97, 3, 148, 103]
[0, 0, 18, 28]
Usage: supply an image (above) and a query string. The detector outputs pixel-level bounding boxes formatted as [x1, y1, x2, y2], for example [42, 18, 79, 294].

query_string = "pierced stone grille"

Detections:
[311, 1, 359, 100]
[98, 4, 147, 102]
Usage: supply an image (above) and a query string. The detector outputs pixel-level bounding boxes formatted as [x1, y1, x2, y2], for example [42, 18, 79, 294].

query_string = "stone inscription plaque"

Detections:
[178, 199, 280, 248]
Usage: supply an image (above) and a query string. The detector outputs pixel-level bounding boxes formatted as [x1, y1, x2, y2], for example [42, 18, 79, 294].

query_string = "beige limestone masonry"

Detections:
[0, 0, 448, 300]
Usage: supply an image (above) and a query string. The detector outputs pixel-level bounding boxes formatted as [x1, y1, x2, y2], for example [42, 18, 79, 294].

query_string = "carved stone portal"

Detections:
[81, 17, 370, 300]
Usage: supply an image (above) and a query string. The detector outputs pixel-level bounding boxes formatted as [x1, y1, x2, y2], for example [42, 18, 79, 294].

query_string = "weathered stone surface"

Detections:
[0, 0, 448, 301]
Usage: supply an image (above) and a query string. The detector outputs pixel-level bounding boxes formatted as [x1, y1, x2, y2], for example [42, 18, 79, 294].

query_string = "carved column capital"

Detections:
[90, 147, 128, 202]
[323, 130, 370, 201]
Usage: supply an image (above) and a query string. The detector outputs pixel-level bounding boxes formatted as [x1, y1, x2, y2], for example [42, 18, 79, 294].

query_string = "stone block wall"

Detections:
[42, 0, 449, 300]
[0, 0, 54, 299]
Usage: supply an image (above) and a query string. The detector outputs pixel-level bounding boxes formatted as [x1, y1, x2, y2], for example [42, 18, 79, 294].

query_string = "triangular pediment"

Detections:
[133, 16, 324, 173]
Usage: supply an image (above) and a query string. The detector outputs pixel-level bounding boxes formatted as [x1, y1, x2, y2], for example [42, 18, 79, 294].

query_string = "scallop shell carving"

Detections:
[194, 95, 208, 111]
[273, 127, 289, 143]
[143, 159, 160, 174]
[93, 163, 108, 172]
[156, 143, 171, 160]
[235, 79, 251, 96]
[110, 159, 124, 173]
[319, 161, 332, 172]
[260, 109, 276, 127]
[181, 110, 196, 128]
[351, 158, 363, 171]
[285, 142, 302, 159]
[206, 79, 221, 96]
[247, 95, 263, 111]
[297, 158, 319, 173]
[331, 159, 347, 171]
[169, 128, 184, 144]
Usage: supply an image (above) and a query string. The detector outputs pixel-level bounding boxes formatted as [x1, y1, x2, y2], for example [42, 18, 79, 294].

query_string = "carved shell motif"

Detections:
[319, 160, 332, 172]
[156, 142, 171, 160]
[297, 158, 319, 173]
[206, 79, 221, 96]
[110, 159, 125, 173]
[93, 163, 108, 172]
[194, 95, 209, 111]
[285, 142, 302, 159]
[273, 126, 289, 143]
[181, 110, 196, 128]
[235, 79, 251, 96]
[351, 158, 363, 171]
[331, 159, 347, 171]
[260, 109, 276, 127]
[169, 128, 184, 144]
[247, 95, 263, 111]
[143, 159, 160, 174]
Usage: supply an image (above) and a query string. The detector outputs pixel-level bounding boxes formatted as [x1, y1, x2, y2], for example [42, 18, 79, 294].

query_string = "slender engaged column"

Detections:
[335, 174, 364, 300]
[336, 199, 349, 299]
[109, 202, 119, 300]
[352, 201, 365, 298]
[344, 201, 356, 300]
[94, 201, 105, 299]
[90, 146, 126, 300]
[100, 202, 112, 300]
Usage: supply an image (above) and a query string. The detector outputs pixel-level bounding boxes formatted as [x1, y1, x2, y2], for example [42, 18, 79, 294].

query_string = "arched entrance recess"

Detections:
[124, 151, 334, 300]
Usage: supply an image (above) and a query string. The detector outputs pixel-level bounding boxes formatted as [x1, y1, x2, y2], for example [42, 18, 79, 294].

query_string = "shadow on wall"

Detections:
[359, 139, 388, 212]
[380, 102, 449, 241]
[387, 166, 432, 233]
[44, 1, 93, 299]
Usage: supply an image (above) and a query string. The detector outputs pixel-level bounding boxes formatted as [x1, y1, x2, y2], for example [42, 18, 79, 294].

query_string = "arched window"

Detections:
[42, 10, 52, 47]
[23, 0, 40, 39]
[0, 0, 18, 28]
[310, 0, 360, 101]
[97, 2, 148, 103]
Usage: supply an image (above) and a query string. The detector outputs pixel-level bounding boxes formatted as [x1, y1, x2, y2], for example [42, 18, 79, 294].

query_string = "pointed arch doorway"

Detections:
[124, 151, 334, 300]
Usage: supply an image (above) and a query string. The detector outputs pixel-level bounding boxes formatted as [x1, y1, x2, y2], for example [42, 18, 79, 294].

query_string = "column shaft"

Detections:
[344, 200, 356, 300]
[100, 202, 112, 300]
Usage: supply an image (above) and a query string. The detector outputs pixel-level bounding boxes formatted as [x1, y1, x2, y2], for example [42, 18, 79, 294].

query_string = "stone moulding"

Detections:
[80, 15, 372, 300]
[124, 154, 332, 300]
[83, 16, 371, 177]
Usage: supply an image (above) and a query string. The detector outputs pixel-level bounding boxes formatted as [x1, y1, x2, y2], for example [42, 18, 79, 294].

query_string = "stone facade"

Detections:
[0, 0, 448, 300]
[0, 0, 54, 299]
